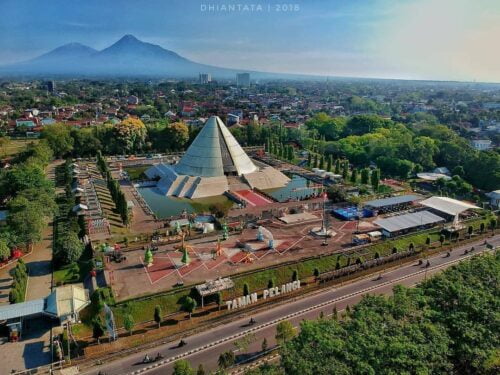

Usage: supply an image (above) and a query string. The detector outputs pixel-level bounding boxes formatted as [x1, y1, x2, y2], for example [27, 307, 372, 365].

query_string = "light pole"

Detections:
[321, 190, 328, 246]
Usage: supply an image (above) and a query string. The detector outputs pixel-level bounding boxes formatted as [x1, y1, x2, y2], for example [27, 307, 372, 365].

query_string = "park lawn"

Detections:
[53, 267, 79, 285]
[0, 138, 39, 157]
[124, 166, 149, 181]
[53, 260, 94, 285]
[112, 291, 190, 328]
[190, 195, 234, 213]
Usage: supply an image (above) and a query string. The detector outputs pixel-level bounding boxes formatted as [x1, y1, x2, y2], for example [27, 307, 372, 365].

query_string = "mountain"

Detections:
[0, 34, 290, 79]
[5, 42, 98, 75]
[32, 42, 97, 63]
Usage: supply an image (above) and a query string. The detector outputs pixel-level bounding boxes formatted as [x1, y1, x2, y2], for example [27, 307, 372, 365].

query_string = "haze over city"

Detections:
[1, 0, 499, 82]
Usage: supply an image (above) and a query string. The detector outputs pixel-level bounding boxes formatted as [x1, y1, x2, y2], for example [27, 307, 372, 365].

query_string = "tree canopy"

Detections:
[250, 252, 500, 375]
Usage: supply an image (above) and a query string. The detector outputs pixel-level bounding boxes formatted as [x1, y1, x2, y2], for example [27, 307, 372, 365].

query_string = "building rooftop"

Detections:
[0, 284, 90, 322]
[420, 196, 480, 216]
[44, 284, 89, 319]
[364, 195, 421, 209]
[0, 298, 45, 321]
[374, 211, 445, 233]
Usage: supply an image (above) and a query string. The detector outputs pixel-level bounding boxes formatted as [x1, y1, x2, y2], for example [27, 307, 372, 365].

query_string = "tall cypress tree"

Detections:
[350, 168, 358, 183]
[335, 159, 341, 174]
[361, 168, 370, 184]
[327, 155, 333, 172]
[342, 162, 349, 180]
[371, 169, 380, 190]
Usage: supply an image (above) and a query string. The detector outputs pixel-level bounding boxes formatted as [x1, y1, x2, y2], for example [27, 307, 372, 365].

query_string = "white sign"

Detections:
[226, 280, 301, 310]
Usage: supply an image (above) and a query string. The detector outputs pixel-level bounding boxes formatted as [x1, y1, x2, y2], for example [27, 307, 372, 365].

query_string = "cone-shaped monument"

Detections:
[145, 116, 290, 199]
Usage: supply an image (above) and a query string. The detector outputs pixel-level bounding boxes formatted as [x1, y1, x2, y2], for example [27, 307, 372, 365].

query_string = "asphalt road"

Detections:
[84, 235, 499, 375]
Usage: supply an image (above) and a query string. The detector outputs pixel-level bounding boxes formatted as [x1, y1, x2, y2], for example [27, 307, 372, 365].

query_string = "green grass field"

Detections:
[0, 138, 39, 158]
[124, 166, 149, 180]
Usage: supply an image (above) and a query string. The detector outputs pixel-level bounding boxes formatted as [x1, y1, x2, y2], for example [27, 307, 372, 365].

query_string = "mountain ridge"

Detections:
[0, 34, 297, 79]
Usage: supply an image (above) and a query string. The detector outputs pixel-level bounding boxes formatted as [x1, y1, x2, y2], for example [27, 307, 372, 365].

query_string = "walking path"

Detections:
[25, 225, 54, 300]
[0, 160, 62, 372]
[25, 160, 63, 301]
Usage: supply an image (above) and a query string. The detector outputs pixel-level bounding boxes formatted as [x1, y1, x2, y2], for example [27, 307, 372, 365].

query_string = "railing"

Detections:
[10, 360, 65, 375]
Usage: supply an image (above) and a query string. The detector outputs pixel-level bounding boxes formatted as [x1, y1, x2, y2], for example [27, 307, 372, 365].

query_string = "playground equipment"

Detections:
[174, 232, 194, 253]
[268, 239, 275, 250]
[173, 232, 193, 266]
[241, 253, 254, 263]
[215, 238, 223, 257]
[256, 226, 274, 241]
[256, 226, 275, 250]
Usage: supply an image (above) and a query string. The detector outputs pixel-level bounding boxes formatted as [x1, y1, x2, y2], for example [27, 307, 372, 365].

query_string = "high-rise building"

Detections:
[47, 80, 56, 93]
[236, 73, 250, 87]
[199, 73, 212, 84]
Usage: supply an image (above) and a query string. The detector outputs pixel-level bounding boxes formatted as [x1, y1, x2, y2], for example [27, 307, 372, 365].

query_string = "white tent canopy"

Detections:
[420, 196, 479, 216]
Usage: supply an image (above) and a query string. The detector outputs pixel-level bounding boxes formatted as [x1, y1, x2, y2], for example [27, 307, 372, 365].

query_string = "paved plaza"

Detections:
[108, 213, 373, 300]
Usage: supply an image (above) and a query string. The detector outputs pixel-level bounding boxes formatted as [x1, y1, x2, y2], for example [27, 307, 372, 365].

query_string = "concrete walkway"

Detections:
[25, 160, 62, 301]
[0, 317, 53, 373]
[25, 224, 54, 301]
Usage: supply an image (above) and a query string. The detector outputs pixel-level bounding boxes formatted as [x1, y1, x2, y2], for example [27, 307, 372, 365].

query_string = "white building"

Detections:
[199, 73, 212, 84]
[470, 139, 492, 151]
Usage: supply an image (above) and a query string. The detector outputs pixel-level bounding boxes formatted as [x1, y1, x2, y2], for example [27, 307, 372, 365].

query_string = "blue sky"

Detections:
[1, 0, 499, 81]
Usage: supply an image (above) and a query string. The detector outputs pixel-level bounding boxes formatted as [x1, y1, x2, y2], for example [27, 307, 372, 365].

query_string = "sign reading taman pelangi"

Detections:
[226, 280, 301, 310]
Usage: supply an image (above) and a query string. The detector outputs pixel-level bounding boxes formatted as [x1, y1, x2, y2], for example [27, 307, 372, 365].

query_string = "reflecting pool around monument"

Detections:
[138, 187, 234, 219]
[263, 174, 322, 202]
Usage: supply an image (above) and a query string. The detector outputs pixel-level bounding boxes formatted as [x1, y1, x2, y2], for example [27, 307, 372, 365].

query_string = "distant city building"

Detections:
[47, 81, 56, 93]
[41, 118, 56, 126]
[470, 139, 492, 151]
[199, 73, 212, 84]
[15, 118, 37, 128]
[236, 73, 250, 87]
[482, 102, 500, 110]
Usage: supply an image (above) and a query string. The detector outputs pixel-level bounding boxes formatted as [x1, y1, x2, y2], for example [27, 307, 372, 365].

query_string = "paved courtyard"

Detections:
[0, 317, 53, 373]
[107, 213, 377, 300]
